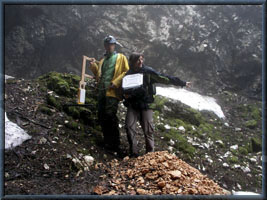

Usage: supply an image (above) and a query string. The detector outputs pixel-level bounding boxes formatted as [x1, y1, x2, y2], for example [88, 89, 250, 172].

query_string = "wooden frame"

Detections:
[79, 55, 97, 89]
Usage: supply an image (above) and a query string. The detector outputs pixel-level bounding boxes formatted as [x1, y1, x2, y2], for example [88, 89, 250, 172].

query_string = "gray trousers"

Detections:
[125, 106, 155, 155]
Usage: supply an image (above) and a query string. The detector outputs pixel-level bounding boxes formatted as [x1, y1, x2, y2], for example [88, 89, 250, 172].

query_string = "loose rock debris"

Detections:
[94, 151, 230, 195]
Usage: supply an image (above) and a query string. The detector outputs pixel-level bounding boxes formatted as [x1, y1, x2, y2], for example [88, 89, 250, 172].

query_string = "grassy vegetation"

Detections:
[38, 105, 53, 115]
[245, 120, 258, 129]
[164, 129, 196, 158]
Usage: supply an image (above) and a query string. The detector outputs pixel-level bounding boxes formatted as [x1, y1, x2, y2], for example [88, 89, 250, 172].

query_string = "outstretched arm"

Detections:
[149, 68, 189, 87]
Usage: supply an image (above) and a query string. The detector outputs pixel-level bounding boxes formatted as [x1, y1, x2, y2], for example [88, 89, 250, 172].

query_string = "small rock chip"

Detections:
[164, 124, 171, 130]
[223, 163, 229, 168]
[178, 126, 185, 132]
[94, 186, 104, 195]
[123, 156, 130, 162]
[250, 158, 257, 163]
[158, 181, 166, 188]
[44, 163, 49, 170]
[230, 144, 238, 150]
[235, 127, 241, 132]
[169, 170, 181, 179]
[162, 162, 169, 168]
[84, 155, 94, 166]
[137, 176, 145, 184]
[107, 190, 116, 195]
[136, 188, 148, 195]
[39, 137, 47, 144]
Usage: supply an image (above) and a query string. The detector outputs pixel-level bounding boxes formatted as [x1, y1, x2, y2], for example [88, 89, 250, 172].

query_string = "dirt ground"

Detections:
[4, 75, 263, 195]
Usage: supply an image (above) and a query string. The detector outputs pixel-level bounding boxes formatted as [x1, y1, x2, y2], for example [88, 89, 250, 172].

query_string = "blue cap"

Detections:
[104, 35, 117, 44]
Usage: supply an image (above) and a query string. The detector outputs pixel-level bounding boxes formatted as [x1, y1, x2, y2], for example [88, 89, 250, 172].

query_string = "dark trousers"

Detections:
[125, 106, 155, 155]
[98, 95, 120, 151]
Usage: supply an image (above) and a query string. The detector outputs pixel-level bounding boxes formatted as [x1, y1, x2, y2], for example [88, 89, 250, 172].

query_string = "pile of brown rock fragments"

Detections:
[93, 151, 230, 195]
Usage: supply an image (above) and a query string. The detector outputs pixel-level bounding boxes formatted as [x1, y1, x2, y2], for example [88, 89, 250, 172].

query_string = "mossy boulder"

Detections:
[38, 71, 83, 98]
[39, 72, 98, 125]
[46, 72, 71, 96]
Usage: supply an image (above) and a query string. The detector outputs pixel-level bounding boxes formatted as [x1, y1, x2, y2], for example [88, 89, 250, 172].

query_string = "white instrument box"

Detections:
[122, 73, 143, 90]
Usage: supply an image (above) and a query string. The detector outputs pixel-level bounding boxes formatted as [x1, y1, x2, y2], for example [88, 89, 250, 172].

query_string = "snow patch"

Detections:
[156, 87, 225, 119]
[5, 112, 31, 149]
[232, 191, 260, 195]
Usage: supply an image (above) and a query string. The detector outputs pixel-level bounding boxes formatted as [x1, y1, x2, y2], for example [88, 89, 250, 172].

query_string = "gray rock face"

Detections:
[5, 5, 262, 98]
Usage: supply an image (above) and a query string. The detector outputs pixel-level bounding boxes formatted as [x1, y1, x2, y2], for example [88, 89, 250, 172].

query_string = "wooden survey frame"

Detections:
[79, 55, 98, 89]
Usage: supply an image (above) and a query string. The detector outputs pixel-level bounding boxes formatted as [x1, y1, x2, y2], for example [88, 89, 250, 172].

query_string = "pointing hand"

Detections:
[186, 82, 192, 88]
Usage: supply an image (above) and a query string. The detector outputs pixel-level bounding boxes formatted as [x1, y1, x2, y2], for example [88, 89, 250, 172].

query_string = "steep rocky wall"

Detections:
[5, 5, 262, 98]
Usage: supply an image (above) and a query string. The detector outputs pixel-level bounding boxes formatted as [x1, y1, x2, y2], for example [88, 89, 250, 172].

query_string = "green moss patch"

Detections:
[150, 95, 168, 111]
[46, 95, 62, 110]
[227, 155, 238, 163]
[38, 105, 53, 116]
[164, 129, 196, 157]
[238, 146, 249, 155]
[245, 120, 258, 129]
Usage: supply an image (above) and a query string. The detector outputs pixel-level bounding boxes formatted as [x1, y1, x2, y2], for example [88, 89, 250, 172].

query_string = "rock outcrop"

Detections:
[5, 5, 262, 98]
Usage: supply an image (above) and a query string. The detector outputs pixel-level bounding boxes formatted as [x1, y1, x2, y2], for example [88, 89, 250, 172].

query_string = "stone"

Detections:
[39, 137, 47, 144]
[233, 164, 241, 169]
[123, 156, 130, 162]
[66, 154, 72, 159]
[84, 155, 94, 166]
[223, 151, 232, 158]
[203, 143, 210, 149]
[178, 126, 185, 132]
[94, 186, 104, 195]
[168, 146, 174, 152]
[136, 188, 148, 195]
[158, 181, 166, 188]
[44, 163, 50, 170]
[215, 140, 224, 145]
[168, 170, 182, 179]
[249, 158, 257, 163]
[223, 163, 229, 167]
[168, 139, 175, 146]
[164, 124, 171, 130]
[235, 128, 241, 132]
[230, 144, 238, 150]
[207, 158, 213, 164]
[241, 166, 250, 173]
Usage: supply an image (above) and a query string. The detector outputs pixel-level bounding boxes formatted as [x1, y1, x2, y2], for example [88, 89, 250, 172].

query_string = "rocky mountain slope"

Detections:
[5, 5, 262, 99]
[4, 72, 262, 195]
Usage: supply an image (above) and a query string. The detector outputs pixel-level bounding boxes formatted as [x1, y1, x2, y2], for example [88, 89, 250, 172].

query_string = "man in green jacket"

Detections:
[89, 36, 129, 153]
